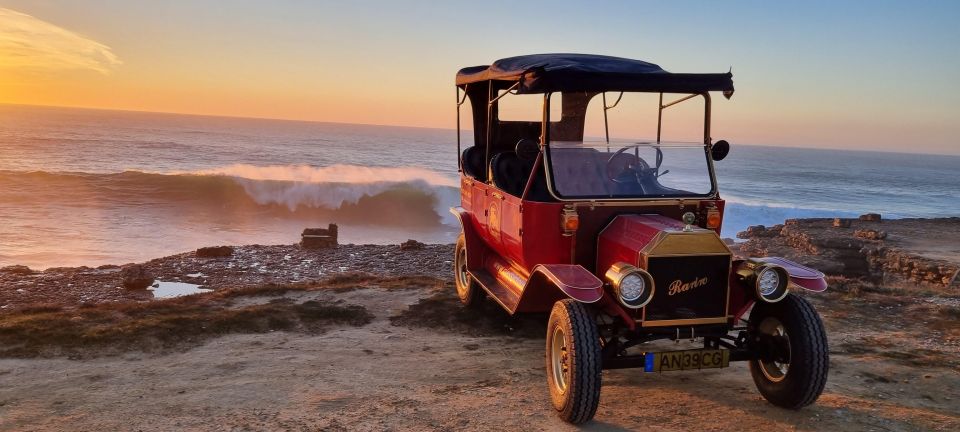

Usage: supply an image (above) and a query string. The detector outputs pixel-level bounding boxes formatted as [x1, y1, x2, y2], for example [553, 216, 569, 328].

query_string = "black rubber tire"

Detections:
[749, 294, 829, 409]
[545, 299, 602, 424]
[453, 233, 483, 307]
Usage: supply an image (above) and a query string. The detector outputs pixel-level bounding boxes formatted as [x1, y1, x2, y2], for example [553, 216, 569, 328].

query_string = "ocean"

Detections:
[1, 104, 957, 269]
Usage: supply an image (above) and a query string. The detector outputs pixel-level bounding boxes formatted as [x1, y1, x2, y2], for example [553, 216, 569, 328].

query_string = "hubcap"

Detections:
[550, 326, 569, 393]
[455, 246, 469, 298]
[757, 316, 791, 382]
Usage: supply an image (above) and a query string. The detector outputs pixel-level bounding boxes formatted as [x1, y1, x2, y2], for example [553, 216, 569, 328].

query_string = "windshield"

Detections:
[546, 141, 714, 199]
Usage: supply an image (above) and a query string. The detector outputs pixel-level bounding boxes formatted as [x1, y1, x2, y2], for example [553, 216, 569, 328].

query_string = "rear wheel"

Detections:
[453, 233, 482, 306]
[749, 294, 829, 409]
[546, 300, 602, 424]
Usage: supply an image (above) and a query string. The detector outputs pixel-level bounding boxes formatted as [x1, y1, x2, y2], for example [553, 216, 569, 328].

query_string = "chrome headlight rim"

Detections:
[754, 264, 789, 303]
[604, 262, 656, 309]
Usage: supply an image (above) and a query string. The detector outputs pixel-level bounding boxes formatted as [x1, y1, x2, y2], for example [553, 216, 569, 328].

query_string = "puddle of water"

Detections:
[148, 280, 213, 299]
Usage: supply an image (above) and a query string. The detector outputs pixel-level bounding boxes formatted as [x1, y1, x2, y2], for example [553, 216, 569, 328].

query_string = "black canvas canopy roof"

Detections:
[456, 53, 734, 95]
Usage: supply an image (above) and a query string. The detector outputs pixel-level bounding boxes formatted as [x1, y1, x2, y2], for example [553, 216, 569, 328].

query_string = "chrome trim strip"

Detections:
[641, 317, 730, 327]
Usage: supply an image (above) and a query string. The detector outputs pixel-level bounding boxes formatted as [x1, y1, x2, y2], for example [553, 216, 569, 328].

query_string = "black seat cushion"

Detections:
[490, 152, 531, 197]
[461, 146, 485, 179]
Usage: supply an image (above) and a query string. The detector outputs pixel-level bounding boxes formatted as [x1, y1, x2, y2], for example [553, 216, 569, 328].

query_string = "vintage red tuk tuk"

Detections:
[450, 54, 829, 424]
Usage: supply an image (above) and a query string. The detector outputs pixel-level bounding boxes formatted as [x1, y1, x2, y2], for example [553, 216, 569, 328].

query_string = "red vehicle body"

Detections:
[451, 54, 829, 424]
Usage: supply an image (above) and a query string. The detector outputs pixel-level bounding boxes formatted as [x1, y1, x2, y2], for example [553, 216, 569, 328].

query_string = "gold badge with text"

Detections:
[668, 276, 708, 295]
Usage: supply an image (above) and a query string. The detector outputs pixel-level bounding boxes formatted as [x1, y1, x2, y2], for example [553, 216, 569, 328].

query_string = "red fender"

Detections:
[514, 264, 602, 312]
[729, 256, 828, 321]
[450, 206, 485, 269]
[752, 257, 828, 292]
[515, 264, 637, 329]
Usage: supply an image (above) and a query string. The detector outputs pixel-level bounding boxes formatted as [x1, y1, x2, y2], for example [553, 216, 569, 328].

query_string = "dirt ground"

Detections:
[1, 275, 957, 431]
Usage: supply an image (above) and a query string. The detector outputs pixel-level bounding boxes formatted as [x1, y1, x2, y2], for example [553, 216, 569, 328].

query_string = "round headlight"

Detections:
[619, 273, 645, 301]
[754, 264, 789, 303]
[757, 268, 781, 296]
[604, 262, 656, 309]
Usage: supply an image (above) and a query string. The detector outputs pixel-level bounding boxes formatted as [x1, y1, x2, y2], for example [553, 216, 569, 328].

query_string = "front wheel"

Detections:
[546, 299, 602, 424]
[749, 294, 829, 409]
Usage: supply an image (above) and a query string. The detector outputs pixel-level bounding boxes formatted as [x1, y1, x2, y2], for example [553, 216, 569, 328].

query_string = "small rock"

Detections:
[196, 246, 234, 258]
[854, 229, 887, 240]
[302, 224, 338, 249]
[833, 218, 853, 228]
[0, 265, 33, 275]
[859, 213, 882, 222]
[119, 264, 154, 290]
[399, 239, 426, 250]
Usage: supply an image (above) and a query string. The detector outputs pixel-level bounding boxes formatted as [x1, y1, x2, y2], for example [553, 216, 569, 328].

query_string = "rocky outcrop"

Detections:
[735, 216, 958, 289]
[196, 246, 234, 258]
[1, 265, 33, 275]
[119, 264, 154, 290]
[399, 239, 426, 251]
[0, 243, 455, 312]
[302, 224, 338, 249]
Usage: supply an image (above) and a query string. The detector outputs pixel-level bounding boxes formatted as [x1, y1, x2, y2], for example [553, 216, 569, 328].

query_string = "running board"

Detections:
[469, 269, 521, 314]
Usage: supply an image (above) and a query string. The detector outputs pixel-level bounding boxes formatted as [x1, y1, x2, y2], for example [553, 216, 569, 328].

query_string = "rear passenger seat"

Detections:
[461, 146, 485, 180]
[489, 152, 552, 201]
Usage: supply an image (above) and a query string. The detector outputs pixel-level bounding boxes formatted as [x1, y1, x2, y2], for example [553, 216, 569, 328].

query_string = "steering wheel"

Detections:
[605, 145, 650, 184]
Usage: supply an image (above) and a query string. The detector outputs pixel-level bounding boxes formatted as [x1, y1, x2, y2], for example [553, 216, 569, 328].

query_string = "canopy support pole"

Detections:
[658, 93, 702, 144]
[661, 93, 699, 109]
[602, 92, 623, 149]
[485, 82, 493, 182]
[483, 81, 521, 183]
[488, 82, 521, 104]
[656, 93, 663, 143]
[456, 85, 468, 171]
[702, 92, 712, 145]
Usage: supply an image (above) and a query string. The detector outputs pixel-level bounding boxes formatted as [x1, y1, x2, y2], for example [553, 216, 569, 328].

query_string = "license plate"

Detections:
[644, 349, 729, 372]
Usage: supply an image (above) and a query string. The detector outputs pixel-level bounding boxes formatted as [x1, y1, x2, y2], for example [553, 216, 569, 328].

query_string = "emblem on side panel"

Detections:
[488, 202, 501, 241]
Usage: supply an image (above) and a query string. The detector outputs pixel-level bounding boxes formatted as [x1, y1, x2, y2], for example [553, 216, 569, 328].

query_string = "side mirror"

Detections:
[711, 140, 730, 161]
[516, 138, 540, 161]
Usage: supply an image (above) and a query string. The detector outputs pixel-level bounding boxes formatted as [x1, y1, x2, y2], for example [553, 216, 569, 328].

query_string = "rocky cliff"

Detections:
[733, 216, 960, 290]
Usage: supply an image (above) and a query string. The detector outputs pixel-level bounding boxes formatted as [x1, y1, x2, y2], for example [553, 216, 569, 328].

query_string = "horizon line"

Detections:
[2, 102, 956, 158]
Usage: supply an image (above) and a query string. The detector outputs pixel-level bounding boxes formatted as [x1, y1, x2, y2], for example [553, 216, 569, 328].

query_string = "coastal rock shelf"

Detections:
[0, 243, 453, 312]
[734, 217, 960, 289]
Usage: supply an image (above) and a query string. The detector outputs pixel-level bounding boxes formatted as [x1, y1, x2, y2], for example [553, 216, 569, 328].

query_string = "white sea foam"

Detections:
[193, 164, 462, 226]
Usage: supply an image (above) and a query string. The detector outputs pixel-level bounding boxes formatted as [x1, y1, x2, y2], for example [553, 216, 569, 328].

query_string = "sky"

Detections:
[0, 1, 958, 155]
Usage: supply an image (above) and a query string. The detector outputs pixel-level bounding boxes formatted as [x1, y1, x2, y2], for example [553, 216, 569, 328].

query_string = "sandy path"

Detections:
[1, 282, 957, 431]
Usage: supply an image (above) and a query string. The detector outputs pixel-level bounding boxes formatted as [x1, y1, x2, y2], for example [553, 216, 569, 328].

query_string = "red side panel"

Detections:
[518, 201, 571, 268]
[499, 194, 524, 266]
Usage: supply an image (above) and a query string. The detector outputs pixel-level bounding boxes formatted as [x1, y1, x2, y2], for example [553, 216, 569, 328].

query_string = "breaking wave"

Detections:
[0, 164, 892, 238]
[0, 165, 461, 228]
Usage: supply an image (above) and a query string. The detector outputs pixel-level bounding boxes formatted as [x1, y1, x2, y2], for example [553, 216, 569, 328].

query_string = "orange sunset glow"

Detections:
[1, 2, 958, 154]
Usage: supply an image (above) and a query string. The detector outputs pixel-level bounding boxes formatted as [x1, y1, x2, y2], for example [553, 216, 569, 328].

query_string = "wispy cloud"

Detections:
[0, 7, 121, 74]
